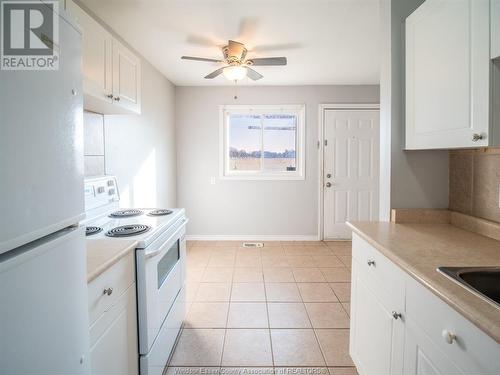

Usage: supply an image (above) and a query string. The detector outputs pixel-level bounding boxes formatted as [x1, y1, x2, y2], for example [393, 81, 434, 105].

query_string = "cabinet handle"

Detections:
[472, 133, 485, 142]
[103, 287, 113, 296]
[391, 311, 402, 320]
[106, 94, 114, 99]
[113, 96, 121, 102]
[442, 329, 457, 344]
[367, 259, 376, 266]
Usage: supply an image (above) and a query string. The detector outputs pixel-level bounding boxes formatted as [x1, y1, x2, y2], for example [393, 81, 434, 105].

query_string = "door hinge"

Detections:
[324, 139, 328, 146]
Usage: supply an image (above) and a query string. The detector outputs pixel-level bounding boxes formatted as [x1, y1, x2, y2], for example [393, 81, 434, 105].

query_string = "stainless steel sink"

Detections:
[437, 267, 500, 308]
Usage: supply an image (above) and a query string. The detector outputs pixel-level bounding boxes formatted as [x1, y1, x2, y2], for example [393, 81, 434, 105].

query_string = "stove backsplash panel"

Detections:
[83, 111, 105, 177]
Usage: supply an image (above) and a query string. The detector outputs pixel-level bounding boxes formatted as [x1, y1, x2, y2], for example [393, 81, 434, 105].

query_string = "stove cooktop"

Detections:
[106, 224, 151, 237]
[84, 208, 185, 248]
[109, 209, 144, 218]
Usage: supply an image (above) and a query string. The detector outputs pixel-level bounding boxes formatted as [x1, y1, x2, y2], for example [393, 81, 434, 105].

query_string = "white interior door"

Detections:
[323, 109, 379, 239]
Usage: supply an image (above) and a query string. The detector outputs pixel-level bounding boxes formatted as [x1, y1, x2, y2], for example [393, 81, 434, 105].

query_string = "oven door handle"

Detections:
[145, 218, 188, 259]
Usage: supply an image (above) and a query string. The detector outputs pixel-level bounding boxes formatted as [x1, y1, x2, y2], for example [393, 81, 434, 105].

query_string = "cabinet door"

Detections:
[66, 0, 113, 104]
[403, 319, 466, 375]
[90, 284, 138, 375]
[112, 39, 141, 114]
[493, 0, 500, 59]
[349, 261, 404, 375]
[405, 0, 490, 149]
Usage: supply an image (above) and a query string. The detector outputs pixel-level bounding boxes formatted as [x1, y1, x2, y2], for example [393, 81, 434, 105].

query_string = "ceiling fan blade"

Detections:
[247, 57, 287, 66]
[204, 67, 225, 79]
[186, 34, 218, 47]
[251, 43, 302, 52]
[181, 56, 223, 63]
[238, 17, 259, 41]
[246, 67, 263, 81]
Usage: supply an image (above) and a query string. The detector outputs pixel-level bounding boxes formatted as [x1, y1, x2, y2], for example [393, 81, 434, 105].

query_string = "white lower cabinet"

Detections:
[351, 233, 500, 375]
[88, 253, 138, 375]
[403, 318, 465, 375]
[350, 262, 404, 375]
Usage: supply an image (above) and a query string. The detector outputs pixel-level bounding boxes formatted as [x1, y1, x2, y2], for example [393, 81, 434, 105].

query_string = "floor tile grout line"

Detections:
[296, 277, 329, 368]
[219, 259, 236, 368]
[262, 275, 275, 368]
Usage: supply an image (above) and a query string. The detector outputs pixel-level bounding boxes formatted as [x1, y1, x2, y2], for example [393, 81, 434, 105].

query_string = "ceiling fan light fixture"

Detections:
[223, 65, 247, 81]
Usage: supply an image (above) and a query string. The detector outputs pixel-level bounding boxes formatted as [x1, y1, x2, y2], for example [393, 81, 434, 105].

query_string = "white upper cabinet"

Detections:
[405, 0, 490, 149]
[66, 0, 141, 114]
[112, 40, 141, 114]
[66, 0, 113, 105]
[493, 0, 500, 59]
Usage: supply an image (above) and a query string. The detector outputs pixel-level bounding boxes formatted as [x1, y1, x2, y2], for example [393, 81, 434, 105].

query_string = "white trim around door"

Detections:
[318, 104, 380, 240]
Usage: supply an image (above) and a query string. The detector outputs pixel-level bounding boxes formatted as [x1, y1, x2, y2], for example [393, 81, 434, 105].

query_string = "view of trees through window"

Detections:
[228, 113, 297, 173]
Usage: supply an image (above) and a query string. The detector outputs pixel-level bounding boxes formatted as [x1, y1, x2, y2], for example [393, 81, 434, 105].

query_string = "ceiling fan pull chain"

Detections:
[234, 80, 238, 100]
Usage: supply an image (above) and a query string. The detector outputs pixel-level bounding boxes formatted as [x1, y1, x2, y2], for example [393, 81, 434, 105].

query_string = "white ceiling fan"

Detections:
[181, 40, 287, 82]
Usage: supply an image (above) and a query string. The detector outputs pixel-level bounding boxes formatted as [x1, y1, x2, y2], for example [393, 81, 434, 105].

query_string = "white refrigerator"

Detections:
[0, 5, 90, 375]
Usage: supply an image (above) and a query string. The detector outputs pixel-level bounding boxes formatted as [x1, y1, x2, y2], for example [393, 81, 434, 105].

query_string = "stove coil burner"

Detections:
[148, 209, 173, 216]
[105, 224, 151, 237]
[86, 226, 102, 236]
[109, 209, 143, 218]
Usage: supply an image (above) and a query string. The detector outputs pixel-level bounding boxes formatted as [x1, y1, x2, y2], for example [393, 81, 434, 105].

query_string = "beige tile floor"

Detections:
[166, 240, 357, 375]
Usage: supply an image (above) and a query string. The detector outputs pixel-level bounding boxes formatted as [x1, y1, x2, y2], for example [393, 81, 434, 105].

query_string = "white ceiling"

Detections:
[80, 0, 380, 86]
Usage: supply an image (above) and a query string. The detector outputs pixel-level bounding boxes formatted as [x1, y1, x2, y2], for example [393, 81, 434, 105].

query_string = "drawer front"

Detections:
[406, 277, 500, 375]
[88, 252, 135, 324]
[352, 234, 405, 310]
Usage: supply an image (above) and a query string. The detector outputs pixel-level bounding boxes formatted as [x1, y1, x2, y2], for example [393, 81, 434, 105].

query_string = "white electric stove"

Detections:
[84, 176, 188, 375]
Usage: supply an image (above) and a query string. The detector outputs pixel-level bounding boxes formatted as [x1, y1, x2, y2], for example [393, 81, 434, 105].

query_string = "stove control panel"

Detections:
[84, 176, 119, 211]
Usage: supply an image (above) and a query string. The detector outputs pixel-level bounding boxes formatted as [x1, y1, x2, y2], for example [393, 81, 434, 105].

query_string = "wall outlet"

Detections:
[210, 177, 216, 185]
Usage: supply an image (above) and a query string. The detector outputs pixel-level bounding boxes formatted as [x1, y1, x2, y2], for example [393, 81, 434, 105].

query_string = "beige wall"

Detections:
[175, 85, 379, 238]
[449, 149, 500, 223]
[379, 0, 449, 219]
[78, 3, 178, 208]
[104, 59, 177, 208]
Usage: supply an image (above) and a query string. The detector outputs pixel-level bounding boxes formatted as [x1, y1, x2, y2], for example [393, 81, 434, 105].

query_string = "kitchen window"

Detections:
[220, 105, 305, 180]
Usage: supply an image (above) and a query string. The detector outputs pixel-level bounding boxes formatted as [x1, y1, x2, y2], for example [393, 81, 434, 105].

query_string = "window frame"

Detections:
[219, 104, 305, 180]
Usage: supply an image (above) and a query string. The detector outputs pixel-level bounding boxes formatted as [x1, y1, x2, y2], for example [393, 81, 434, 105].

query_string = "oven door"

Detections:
[136, 217, 187, 354]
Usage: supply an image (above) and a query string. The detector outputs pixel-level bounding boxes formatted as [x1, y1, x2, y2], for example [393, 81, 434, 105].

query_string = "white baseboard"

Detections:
[185, 234, 321, 241]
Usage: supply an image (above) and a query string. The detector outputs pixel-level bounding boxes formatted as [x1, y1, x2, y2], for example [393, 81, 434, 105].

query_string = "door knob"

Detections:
[325, 182, 332, 188]
[106, 94, 114, 99]
[326, 173, 332, 178]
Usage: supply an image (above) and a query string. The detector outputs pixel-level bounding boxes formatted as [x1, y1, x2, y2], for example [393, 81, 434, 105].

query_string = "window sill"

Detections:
[220, 174, 305, 181]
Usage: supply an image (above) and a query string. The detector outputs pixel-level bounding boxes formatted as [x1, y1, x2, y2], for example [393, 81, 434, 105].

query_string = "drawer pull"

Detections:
[391, 311, 402, 320]
[442, 330, 456, 344]
[103, 287, 113, 296]
[367, 259, 376, 266]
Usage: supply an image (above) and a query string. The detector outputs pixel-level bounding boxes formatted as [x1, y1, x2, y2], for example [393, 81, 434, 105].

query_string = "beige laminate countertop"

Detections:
[347, 221, 500, 343]
[86, 239, 137, 283]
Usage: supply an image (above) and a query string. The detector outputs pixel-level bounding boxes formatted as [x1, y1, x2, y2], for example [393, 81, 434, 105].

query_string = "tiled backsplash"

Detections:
[449, 148, 500, 223]
[83, 111, 105, 176]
